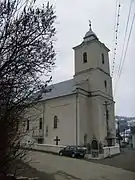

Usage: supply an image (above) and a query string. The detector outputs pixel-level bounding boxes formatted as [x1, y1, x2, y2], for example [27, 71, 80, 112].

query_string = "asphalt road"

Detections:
[27, 151, 135, 180]
[91, 149, 135, 173]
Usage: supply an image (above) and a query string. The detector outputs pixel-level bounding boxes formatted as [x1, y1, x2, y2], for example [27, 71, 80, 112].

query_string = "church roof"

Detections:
[41, 79, 76, 101]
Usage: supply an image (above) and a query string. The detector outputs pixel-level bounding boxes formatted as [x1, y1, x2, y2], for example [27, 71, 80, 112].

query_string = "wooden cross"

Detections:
[54, 136, 60, 145]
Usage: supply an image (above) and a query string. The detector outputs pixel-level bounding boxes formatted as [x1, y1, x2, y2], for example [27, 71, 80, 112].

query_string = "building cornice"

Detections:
[73, 39, 110, 52]
[90, 90, 115, 103]
[74, 68, 111, 77]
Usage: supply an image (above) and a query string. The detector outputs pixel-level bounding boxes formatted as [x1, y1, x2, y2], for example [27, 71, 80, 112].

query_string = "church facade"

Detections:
[25, 23, 116, 147]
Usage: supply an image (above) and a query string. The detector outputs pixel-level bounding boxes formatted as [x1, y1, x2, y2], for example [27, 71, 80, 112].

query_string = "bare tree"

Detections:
[0, 0, 56, 176]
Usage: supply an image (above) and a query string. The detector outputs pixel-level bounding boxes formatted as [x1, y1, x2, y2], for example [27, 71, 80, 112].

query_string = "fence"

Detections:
[103, 145, 120, 158]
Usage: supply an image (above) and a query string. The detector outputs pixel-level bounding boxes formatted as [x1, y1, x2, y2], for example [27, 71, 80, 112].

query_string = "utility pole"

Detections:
[124, 128, 126, 143]
[117, 121, 121, 149]
[104, 101, 109, 138]
[103, 101, 113, 146]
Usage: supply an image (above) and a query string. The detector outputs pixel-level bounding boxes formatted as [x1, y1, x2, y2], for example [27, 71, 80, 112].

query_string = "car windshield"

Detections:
[68, 146, 85, 150]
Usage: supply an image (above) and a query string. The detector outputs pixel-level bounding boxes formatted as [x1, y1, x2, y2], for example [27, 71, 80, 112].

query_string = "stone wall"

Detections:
[32, 143, 65, 154]
[29, 143, 120, 159]
[103, 145, 120, 158]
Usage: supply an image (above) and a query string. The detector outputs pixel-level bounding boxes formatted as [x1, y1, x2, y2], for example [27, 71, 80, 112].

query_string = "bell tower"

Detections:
[73, 21, 112, 96]
[73, 21, 116, 146]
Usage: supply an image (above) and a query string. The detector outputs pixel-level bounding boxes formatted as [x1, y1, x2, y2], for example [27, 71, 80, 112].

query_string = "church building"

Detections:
[26, 22, 116, 147]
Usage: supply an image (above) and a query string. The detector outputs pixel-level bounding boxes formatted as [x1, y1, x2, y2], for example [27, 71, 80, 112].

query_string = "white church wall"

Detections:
[89, 96, 100, 141]
[98, 97, 107, 143]
[78, 93, 90, 145]
[74, 42, 101, 75]
[103, 145, 120, 158]
[74, 69, 113, 99]
[97, 45, 110, 74]
[74, 72, 90, 93]
[94, 96, 115, 144]
[44, 94, 77, 146]
[21, 102, 44, 145]
[74, 42, 110, 76]
[88, 95, 115, 145]
[107, 101, 116, 139]
[89, 69, 113, 97]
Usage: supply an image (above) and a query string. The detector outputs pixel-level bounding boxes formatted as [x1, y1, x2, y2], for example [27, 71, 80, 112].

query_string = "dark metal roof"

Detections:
[41, 79, 76, 101]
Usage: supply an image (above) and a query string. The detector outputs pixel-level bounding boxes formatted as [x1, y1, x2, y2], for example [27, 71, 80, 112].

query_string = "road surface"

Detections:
[27, 151, 135, 180]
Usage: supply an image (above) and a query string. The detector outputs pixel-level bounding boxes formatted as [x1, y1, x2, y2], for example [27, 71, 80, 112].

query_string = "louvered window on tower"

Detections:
[102, 53, 104, 64]
[39, 118, 42, 130]
[83, 52, 87, 63]
[104, 80, 107, 90]
[26, 120, 29, 130]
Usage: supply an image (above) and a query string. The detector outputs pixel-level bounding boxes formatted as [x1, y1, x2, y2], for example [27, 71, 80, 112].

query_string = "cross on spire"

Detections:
[89, 20, 92, 30]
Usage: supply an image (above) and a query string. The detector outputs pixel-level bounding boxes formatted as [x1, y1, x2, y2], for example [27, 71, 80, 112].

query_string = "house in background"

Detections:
[131, 125, 135, 149]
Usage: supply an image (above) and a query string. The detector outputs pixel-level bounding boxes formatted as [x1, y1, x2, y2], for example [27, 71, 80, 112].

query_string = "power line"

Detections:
[114, 13, 135, 95]
[111, 0, 119, 55]
[114, 0, 133, 82]
[111, 1, 121, 77]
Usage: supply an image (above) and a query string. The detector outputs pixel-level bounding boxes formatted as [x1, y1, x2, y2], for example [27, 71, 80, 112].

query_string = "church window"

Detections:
[46, 125, 48, 137]
[102, 53, 104, 64]
[54, 115, 58, 129]
[39, 118, 42, 130]
[104, 80, 107, 89]
[38, 138, 43, 144]
[83, 52, 87, 63]
[26, 120, 29, 130]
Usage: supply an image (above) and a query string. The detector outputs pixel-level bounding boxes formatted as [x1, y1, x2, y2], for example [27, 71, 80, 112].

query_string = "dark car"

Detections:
[59, 146, 87, 158]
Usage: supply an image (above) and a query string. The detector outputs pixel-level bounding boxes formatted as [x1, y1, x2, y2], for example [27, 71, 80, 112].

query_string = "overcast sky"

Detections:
[37, 0, 135, 117]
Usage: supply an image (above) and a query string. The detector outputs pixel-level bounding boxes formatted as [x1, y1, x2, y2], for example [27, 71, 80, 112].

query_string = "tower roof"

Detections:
[83, 21, 98, 42]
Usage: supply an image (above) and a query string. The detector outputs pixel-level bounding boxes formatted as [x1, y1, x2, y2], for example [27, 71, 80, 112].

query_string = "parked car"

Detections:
[59, 146, 87, 158]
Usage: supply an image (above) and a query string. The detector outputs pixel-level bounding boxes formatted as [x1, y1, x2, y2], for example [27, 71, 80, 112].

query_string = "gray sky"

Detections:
[38, 0, 135, 117]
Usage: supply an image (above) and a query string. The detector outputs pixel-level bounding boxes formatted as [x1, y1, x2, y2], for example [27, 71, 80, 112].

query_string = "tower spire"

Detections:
[83, 20, 98, 42]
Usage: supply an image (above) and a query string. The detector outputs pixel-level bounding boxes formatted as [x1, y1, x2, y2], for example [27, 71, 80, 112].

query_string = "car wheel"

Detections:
[82, 154, 85, 158]
[72, 153, 75, 158]
[59, 152, 63, 156]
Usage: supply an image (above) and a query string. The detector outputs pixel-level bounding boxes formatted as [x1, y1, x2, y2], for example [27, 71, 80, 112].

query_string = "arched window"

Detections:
[54, 115, 58, 129]
[83, 52, 87, 63]
[39, 118, 42, 130]
[26, 120, 29, 130]
[102, 53, 104, 64]
[104, 80, 107, 89]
